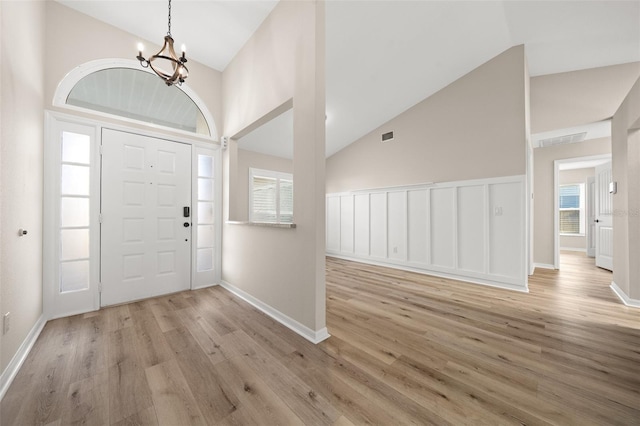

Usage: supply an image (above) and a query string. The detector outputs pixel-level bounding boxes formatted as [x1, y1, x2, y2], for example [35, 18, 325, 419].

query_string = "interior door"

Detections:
[595, 162, 613, 270]
[101, 129, 192, 306]
[586, 176, 596, 258]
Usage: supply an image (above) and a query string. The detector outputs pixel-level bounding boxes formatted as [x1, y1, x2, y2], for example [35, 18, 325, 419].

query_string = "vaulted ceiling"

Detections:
[56, 1, 640, 157]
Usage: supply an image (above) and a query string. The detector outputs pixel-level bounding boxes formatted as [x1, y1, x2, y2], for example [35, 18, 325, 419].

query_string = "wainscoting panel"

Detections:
[489, 182, 523, 279]
[457, 185, 485, 274]
[407, 189, 428, 264]
[340, 195, 354, 253]
[327, 196, 340, 252]
[387, 191, 407, 261]
[430, 187, 455, 269]
[354, 194, 370, 256]
[326, 175, 527, 292]
[370, 193, 387, 259]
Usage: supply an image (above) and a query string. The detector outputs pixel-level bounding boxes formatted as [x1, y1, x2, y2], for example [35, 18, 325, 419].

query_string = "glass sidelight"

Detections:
[59, 131, 92, 292]
[196, 153, 215, 272]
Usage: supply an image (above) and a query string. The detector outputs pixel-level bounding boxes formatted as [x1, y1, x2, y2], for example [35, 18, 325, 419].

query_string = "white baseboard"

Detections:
[534, 263, 556, 270]
[0, 314, 47, 400]
[610, 281, 640, 308]
[327, 254, 529, 293]
[220, 280, 330, 344]
[559, 247, 587, 253]
[192, 282, 220, 290]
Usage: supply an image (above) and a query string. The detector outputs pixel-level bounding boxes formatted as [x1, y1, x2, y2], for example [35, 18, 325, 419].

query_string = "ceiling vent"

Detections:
[538, 132, 587, 148]
[381, 131, 394, 142]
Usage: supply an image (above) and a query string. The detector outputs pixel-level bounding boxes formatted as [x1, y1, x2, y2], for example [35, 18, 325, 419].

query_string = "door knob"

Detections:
[183, 222, 190, 227]
[594, 219, 600, 223]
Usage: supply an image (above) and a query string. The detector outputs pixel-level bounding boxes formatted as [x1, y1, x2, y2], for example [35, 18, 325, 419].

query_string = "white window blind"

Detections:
[559, 184, 585, 235]
[249, 168, 293, 223]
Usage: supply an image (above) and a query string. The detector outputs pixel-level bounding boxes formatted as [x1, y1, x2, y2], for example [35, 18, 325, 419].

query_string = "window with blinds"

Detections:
[559, 184, 585, 235]
[249, 168, 293, 223]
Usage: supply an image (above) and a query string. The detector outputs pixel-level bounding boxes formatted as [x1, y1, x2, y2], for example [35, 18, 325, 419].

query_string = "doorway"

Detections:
[554, 154, 612, 270]
[44, 115, 221, 319]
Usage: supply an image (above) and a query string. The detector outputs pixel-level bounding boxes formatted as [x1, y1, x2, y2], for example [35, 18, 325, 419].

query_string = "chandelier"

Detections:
[136, 0, 188, 86]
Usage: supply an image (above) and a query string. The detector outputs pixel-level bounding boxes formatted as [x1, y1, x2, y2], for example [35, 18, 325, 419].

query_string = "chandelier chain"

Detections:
[167, 0, 172, 36]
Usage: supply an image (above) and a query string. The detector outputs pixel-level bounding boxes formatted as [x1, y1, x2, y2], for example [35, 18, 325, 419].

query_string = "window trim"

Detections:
[52, 58, 218, 142]
[249, 167, 293, 224]
[559, 183, 585, 236]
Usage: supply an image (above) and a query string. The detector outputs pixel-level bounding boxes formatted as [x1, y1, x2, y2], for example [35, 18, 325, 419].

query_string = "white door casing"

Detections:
[101, 129, 192, 306]
[595, 162, 613, 271]
[586, 176, 596, 258]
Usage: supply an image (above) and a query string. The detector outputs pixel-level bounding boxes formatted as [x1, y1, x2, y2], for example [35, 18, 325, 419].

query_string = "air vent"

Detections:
[381, 131, 394, 142]
[539, 132, 587, 148]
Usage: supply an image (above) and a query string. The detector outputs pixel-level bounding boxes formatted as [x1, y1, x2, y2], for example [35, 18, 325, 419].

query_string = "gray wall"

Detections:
[1, 0, 46, 374]
[326, 45, 527, 194]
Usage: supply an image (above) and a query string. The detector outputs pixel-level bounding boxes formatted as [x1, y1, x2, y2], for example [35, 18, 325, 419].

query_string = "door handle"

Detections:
[594, 219, 600, 223]
[183, 222, 190, 227]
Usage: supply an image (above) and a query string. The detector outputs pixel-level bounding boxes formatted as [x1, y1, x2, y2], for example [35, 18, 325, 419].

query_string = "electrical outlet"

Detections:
[393, 246, 398, 254]
[3, 312, 10, 335]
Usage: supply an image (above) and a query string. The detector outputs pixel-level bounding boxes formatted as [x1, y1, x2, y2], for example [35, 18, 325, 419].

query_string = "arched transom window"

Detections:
[53, 59, 217, 139]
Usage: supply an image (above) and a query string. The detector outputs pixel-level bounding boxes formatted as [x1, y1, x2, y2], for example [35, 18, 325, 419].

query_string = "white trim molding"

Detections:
[0, 315, 47, 400]
[534, 263, 557, 270]
[328, 254, 529, 293]
[559, 247, 587, 253]
[220, 281, 330, 344]
[52, 58, 218, 141]
[327, 175, 529, 293]
[610, 281, 640, 308]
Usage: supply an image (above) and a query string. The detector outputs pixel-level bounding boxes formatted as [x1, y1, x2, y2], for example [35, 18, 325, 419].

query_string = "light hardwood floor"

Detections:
[2, 251, 639, 425]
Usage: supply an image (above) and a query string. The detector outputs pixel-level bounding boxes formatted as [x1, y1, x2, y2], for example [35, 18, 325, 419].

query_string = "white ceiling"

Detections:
[56, 1, 640, 158]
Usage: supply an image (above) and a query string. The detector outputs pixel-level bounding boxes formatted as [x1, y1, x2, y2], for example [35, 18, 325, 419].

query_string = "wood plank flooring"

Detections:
[2, 251, 639, 425]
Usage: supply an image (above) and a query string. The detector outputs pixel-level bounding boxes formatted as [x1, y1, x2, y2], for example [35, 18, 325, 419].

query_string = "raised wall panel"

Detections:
[430, 188, 455, 269]
[157, 184, 176, 206]
[370, 193, 387, 258]
[387, 191, 407, 261]
[123, 254, 144, 280]
[157, 150, 176, 173]
[340, 195, 354, 253]
[123, 218, 144, 243]
[157, 218, 175, 241]
[354, 194, 370, 256]
[407, 189, 428, 264]
[326, 196, 341, 252]
[489, 182, 522, 278]
[123, 181, 144, 206]
[157, 251, 176, 274]
[123, 145, 144, 170]
[457, 185, 485, 273]
[326, 176, 527, 291]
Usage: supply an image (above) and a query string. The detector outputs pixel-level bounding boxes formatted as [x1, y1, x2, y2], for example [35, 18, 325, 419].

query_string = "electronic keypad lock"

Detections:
[183, 206, 190, 218]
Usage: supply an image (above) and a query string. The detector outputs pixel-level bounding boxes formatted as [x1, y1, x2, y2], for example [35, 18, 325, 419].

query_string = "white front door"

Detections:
[586, 176, 596, 258]
[595, 162, 613, 271]
[101, 129, 192, 306]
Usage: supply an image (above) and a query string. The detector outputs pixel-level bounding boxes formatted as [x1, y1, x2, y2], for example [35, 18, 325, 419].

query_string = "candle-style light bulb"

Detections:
[181, 44, 186, 58]
[137, 43, 144, 57]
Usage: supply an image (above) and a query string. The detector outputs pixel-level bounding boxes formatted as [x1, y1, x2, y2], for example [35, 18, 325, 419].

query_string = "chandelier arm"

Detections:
[136, 0, 188, 86]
